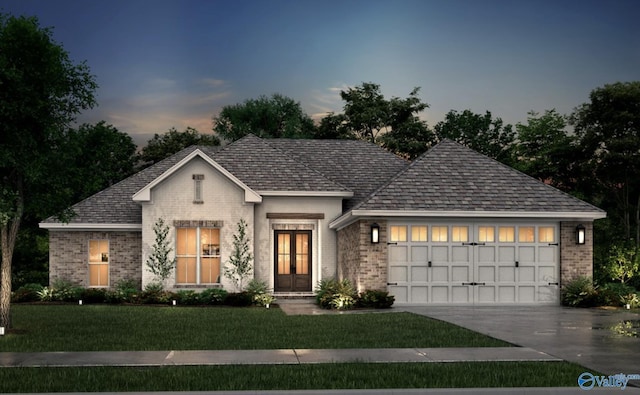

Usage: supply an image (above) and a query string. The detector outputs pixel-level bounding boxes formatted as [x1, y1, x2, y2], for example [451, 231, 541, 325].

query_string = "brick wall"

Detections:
[337, 220, 388, 292]
[49, 231, 142, 288]
[560, 221, 593, 285]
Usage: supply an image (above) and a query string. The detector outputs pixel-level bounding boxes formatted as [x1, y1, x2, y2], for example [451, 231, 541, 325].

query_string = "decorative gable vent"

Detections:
[193, 174, 205, 203]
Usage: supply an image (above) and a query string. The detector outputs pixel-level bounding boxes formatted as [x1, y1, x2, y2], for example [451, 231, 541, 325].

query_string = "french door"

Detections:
[274, 230, 312, 292]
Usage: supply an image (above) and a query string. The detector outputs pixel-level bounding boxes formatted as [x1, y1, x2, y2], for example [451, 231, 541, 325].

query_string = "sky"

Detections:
[2, 0, 639, 146]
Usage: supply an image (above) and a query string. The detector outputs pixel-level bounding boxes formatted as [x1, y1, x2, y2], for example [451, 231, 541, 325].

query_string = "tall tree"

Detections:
[514, 110, 578, 189]
[327, 82, 433, 158]
[433, 109, 516, 165]
[571, 81, 640, 245]
[0, 14, 97, 328]
[138, 127, 220, 169]
[213, 94, 316, 142]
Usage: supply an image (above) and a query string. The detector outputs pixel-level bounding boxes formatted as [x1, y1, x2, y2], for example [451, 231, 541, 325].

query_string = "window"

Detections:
[539, 227, 555, 243]
[432, 226, 448, 242]
[498, 226, 515, 242]
[411, 226, 428, 242]
[193, 174, 204, 203]
[518, 226, 535, 243]
[389, 226, 407, 242]
[451, 226, 468, 242]
[478, 226, 495, 242]
[176, 227, 220, 284]
[89, 240, 109, 287]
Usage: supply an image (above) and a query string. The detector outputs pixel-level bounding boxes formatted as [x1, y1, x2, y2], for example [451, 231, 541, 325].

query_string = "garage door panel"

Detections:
[452, 286, 470, 302]
[499, 266, 515, 281]
[390, 246, 408, 262]
[432, 246, 448, 261]
[519, 286, 535, 302]
[411, 246, 428, 262]
[538, 286, 556, 302]
[519, 246, 535, 262]
[432, 266, 448, 282]
[539, 265, 556, 282]
[412, 266, 428, 282]
[519, 266, 535, 282]
[390, 286, 408, 303]
[478, 246, 495, 263]
[498, 246, 515, 262]
[389, 266, 407, 282]
[432, 287, 449, 302]
[411, 286, 428, 302]
[499, 286, 516, 302]
[452, 265, 469, 281]
[478, 266, 495, 282]
[478, 286, 495, 302]
[539, 247, 555, 263]
[452, 246, 469, 262]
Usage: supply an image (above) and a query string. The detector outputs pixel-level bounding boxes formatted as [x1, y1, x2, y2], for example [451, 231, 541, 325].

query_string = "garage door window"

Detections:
[432, 226, 448, 242]
[539, 227, 555, 243]
[498, 226, 515, 242]
[390, 226, 407, 242]
[518, 226, 535, 243]
[452, 226, 468, 242]
[478, 226, 495, 242]
[411, 226, 428, 242]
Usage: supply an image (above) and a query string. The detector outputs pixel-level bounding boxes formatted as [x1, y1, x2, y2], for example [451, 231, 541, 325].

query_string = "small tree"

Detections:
[224, 219, 253, 291]
[146, 218, 175, 286]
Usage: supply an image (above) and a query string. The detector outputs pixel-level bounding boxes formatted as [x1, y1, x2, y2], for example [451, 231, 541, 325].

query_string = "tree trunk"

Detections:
[0, 196, 23, 330]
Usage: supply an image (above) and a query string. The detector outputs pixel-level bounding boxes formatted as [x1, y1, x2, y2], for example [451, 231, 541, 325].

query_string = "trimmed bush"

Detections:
[11, 283, 44, 303]
[175, 290, 200, 305]
[225, 292, 253, 307]
[79, 288, 108, 304]
[315, 278, 357, 310]
[199, 288, 228, 305]
[357, 289, 395, 308]
[599, 282, 637, 306]
[561, 276, 598, 307]
[140, 282, 173, 304]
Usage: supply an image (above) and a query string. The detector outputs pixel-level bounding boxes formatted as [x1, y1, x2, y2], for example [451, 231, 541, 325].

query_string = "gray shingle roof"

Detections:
[353, 139, 606, 214]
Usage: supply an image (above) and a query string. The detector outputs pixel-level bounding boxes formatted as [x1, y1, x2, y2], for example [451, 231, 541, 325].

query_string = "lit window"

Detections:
[519, 226, 535, 243]
[452, 226, 468, 242]
[498, 227, 515, 242]
[193, 174, 204, 203]
[411, 226, 428, 242]
[432, 226, 448, 242]
[539, 227, 555, 243]
[176, 227, 220, 284]
[478, 226, 495, 242]
[389, 226, 407, 242]
[89, 240, 109, 287]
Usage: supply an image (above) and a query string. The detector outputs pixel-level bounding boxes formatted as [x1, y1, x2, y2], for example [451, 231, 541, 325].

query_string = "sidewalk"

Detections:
[0, 347, 560, 368]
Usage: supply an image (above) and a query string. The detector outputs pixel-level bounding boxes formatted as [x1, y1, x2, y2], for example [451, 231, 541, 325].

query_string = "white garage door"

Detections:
[387, 222, 559, 304]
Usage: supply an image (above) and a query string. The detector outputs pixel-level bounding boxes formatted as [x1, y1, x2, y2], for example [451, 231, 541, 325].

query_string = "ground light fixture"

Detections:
[0, 326, 4, 336]
[576, 224, 586, 245]
[371, 223, 380, 244]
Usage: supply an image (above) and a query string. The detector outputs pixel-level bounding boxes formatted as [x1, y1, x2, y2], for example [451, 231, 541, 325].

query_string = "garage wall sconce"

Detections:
[576, 224, 586, 245]
[371, 223, 380, 244]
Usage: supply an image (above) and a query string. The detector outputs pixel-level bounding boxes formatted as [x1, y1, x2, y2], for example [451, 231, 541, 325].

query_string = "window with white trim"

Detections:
[89, 240, 109, 287]
[176, 227, 220, 284]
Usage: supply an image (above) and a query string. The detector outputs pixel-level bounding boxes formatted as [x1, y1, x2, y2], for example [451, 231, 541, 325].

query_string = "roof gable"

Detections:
[132, 148, 262, 203]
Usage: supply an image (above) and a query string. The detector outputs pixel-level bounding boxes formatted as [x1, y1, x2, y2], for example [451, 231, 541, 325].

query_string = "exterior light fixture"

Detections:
[371, 223, 380, 244]
[0, 327, 4, 336]
[172, 300, 177, 306]
[576, 224, 586, 245]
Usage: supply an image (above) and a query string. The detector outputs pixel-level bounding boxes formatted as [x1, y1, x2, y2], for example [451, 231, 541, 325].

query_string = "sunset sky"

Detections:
[3, 0, 639, 145]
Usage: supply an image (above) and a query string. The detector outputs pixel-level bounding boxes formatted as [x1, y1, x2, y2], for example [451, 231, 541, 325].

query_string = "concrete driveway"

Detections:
[397, 306, 640, 376]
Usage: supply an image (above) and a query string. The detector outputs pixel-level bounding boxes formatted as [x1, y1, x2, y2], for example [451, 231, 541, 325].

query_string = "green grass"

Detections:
[0, 305, 509, 351]
[0, 362, 592, 392]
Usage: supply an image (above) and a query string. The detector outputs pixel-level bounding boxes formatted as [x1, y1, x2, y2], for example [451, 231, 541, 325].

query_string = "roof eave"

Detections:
[258, 190, 354, 198]
[39, 222, 142, 231]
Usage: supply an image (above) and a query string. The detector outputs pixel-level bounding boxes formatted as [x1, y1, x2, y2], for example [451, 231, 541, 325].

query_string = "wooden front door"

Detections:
[275, 230, 312, 292]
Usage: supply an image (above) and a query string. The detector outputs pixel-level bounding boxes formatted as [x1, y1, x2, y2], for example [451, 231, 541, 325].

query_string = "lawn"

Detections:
[0, 305, 597, 392]
[0, 304, 510, 351]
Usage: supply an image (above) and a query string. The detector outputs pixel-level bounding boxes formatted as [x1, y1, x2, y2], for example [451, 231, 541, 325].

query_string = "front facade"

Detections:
[41, 135, 606, 304]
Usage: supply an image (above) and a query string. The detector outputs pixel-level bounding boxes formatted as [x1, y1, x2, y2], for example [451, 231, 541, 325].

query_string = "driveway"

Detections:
[397, 306, 640, 376]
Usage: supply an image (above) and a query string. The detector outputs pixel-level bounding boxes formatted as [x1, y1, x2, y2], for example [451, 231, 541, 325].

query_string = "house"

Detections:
[40, 135, 606, 305]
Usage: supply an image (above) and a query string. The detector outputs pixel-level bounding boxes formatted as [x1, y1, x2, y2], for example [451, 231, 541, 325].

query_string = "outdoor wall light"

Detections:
[371, 223, 380, 244]
[0, 327, 4, 336]
[576, 224, 586, 245]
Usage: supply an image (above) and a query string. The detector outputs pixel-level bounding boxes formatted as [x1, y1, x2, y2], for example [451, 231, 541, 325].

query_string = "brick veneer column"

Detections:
[49, 231, 142, 288]
[560, 221, 593, 285]
[337, 220, 388, 292]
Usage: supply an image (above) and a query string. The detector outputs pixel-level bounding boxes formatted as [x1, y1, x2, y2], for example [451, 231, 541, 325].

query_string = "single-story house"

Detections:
[40, 134, 606, 305]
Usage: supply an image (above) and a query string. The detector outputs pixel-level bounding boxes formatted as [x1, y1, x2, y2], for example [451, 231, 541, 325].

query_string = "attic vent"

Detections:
[193, 174, 204, 203]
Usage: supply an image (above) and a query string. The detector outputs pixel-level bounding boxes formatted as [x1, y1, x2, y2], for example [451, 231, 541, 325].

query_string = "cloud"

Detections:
[307, 83, 351, 121]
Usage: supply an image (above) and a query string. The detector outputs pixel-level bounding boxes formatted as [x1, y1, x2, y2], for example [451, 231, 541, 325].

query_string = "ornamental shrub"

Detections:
[315, 278, 357, 310]
[199, 288, 228, 305]
[599, 282, 637, 306]
[11, 283, 43, 303]
[561, 276, 598, 307]
[357, 289, 395, 308]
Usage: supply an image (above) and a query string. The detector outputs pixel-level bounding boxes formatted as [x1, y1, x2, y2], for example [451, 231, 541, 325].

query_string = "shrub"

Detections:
[253, 292, 276, 307]
[175, 290, 200, 305]
[79, 288, 108, 304]
[224, 292, 253, 307]
[41, 279, 83, 302]
[108, 278, 140, 303]
[357, 289, 395, 309]
[245, 279, 268, 297]
[199, 288, 228, 305]
[140, 282, 173, 304]
[11, 283, 43, 303]
[599, 282, 637, 306]
[315, 278, 357, 310]
[561, 276, 598, 307]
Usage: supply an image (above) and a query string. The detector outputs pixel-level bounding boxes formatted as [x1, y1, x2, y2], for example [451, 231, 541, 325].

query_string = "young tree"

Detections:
[145, 218, 176, 286]
[138, 127, 220, 169]
[0, 14, 97, 329]
[224, 219, 253, 291]
[213, 94, 316, 142]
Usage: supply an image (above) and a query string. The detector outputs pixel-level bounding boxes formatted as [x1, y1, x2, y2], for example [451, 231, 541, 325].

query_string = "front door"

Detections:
[274, 230, 312, 292]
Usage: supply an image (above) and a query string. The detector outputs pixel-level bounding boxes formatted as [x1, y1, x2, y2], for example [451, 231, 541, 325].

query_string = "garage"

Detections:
[387, 221, 559, 304]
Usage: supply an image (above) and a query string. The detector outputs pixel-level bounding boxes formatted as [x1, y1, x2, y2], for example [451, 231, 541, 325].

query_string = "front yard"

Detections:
[0, 305, 595, 391]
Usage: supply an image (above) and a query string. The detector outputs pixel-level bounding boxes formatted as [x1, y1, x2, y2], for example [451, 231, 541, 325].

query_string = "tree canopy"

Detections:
[138, 127, 220, 169]
[213, 94, 316, 142]
[0, 14, 97, 328]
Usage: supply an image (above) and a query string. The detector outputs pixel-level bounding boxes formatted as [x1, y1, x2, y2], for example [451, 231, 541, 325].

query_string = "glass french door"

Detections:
[274, 230, 311, 292]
